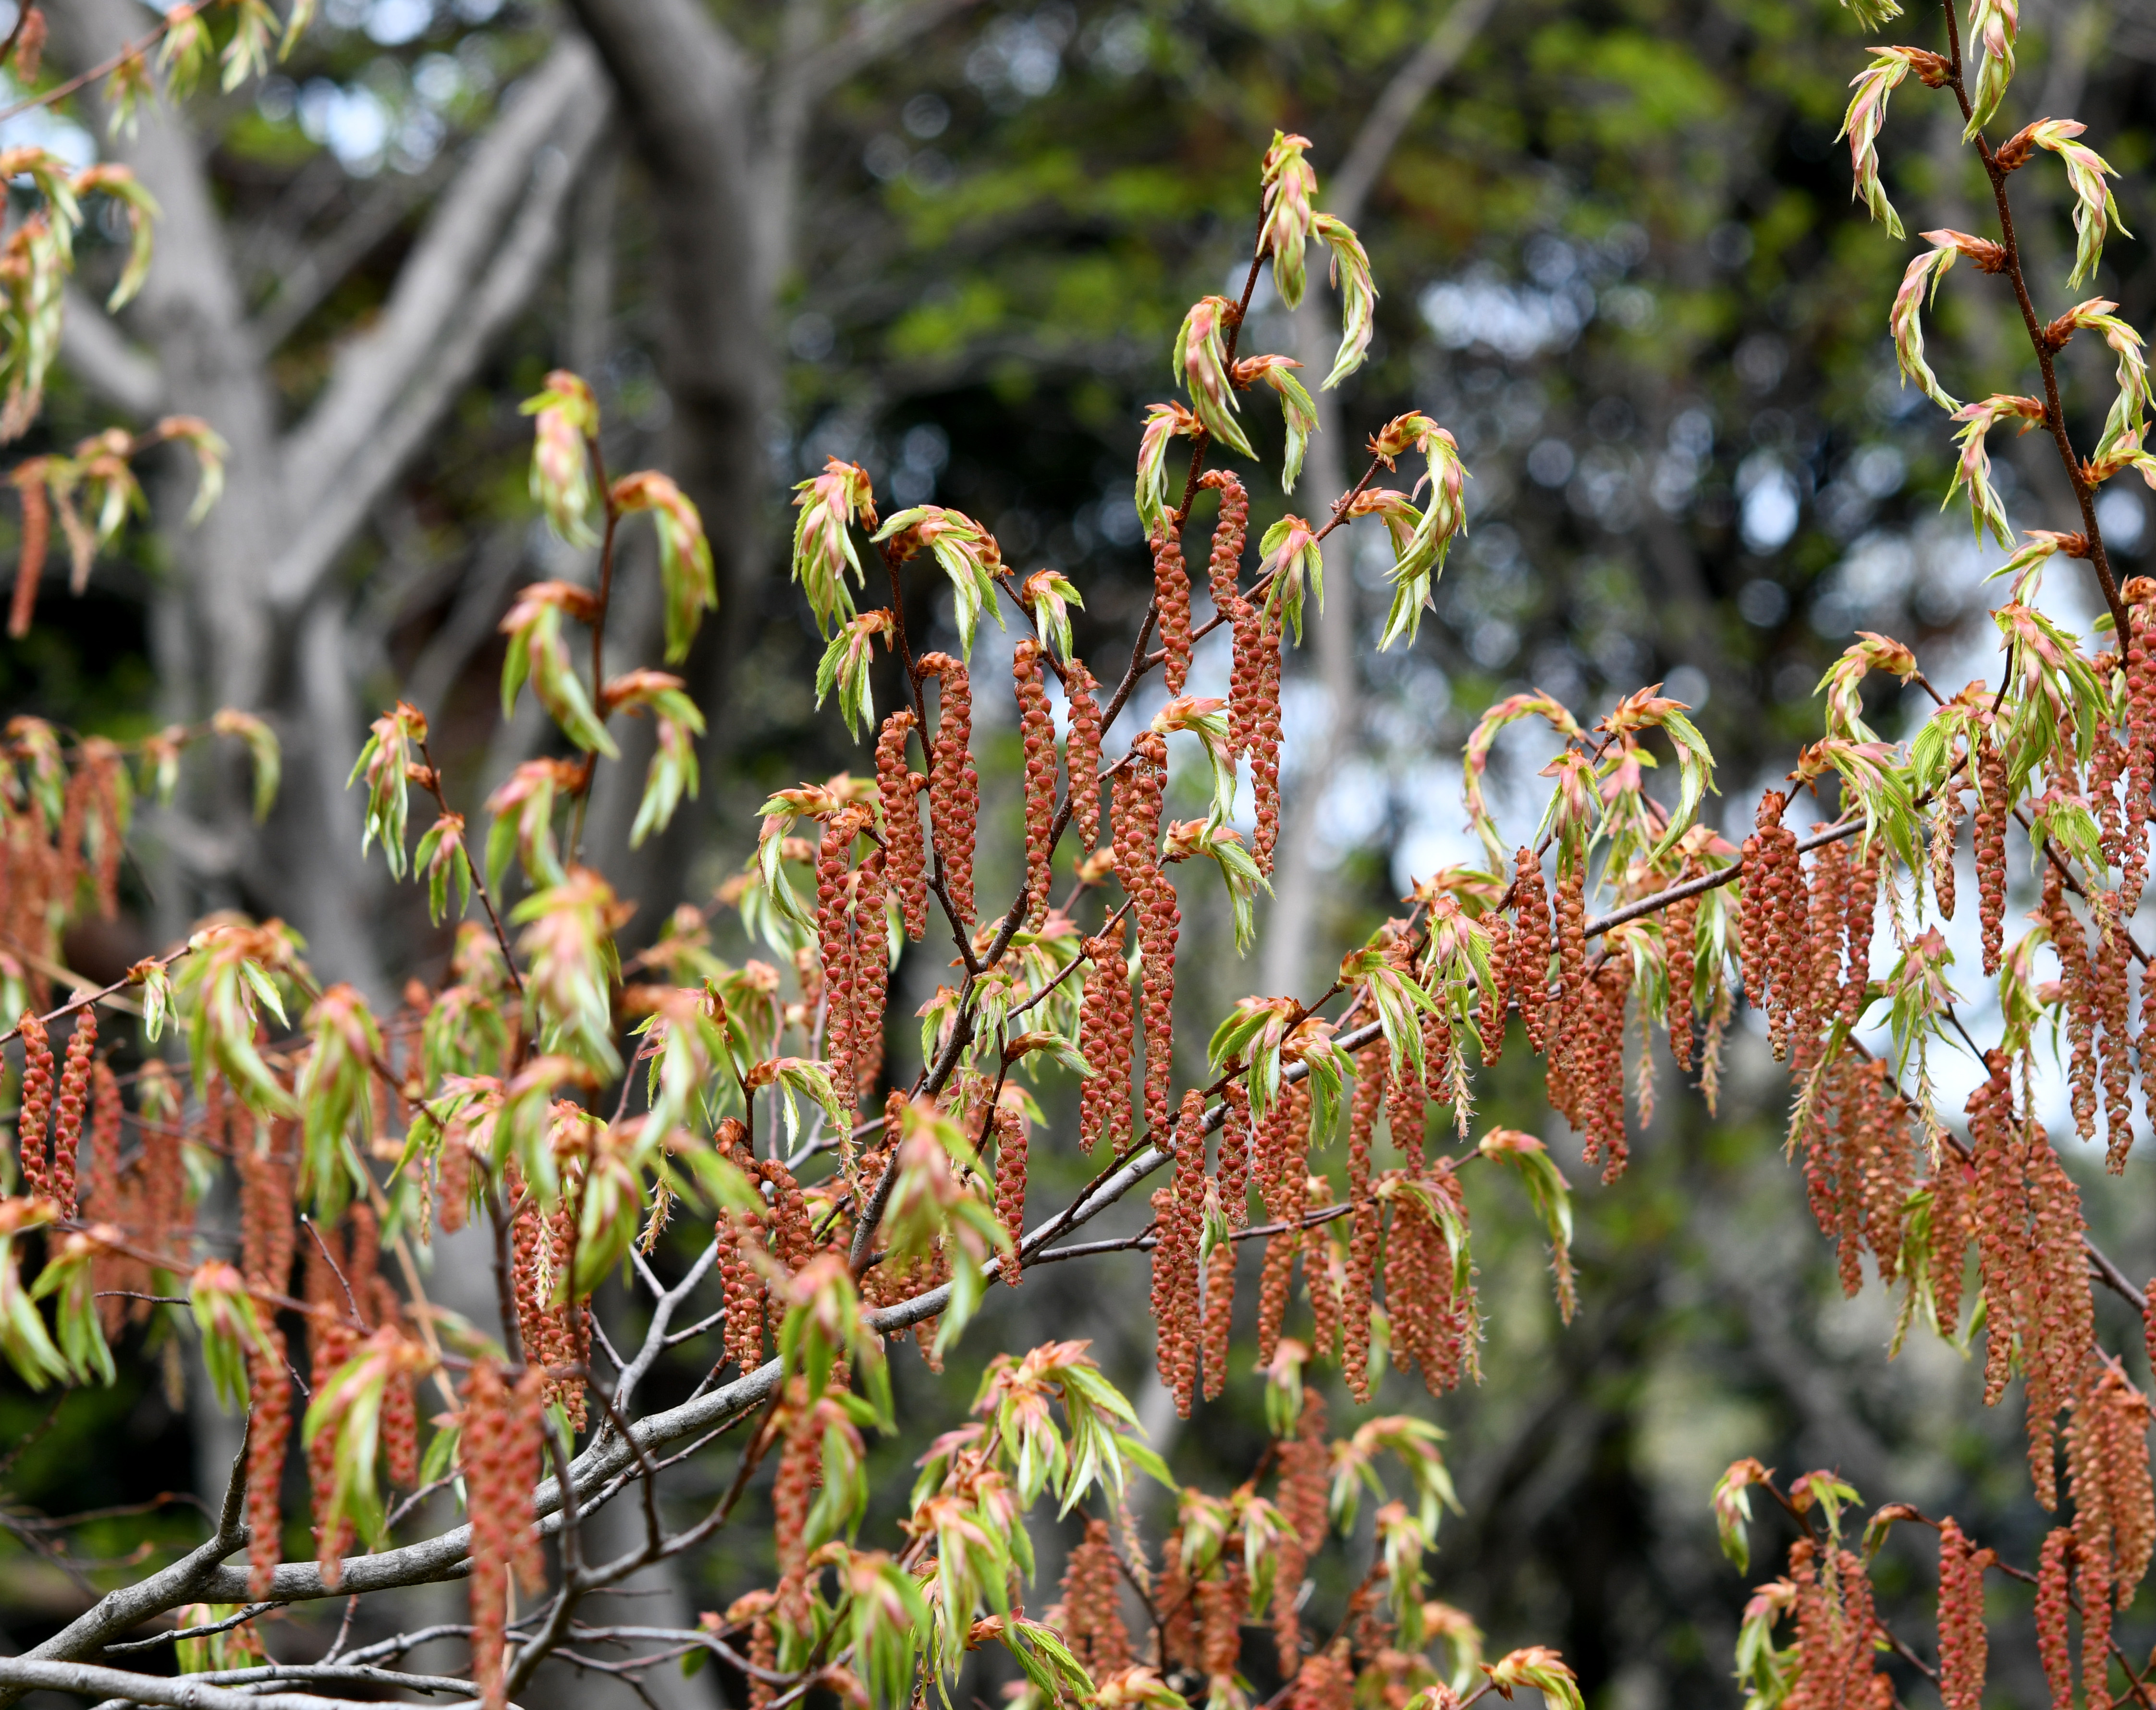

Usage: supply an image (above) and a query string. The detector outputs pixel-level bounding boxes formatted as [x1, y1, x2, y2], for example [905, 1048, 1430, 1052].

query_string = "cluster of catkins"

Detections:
[1799, 1056, 1917, 1300]
[1962, 1054, 2095, 1504]
[918, 653, 978, 927]
[814, 804, 888, 1104]
[1, 726, 125, 1013]
[713, 1118, 824, 1375]
[463, 1360, 549, 1710]
[1785, 1539, 1894, 1710]
[1196, 472, 1285, 873]
[509, 1163, 592, 1428]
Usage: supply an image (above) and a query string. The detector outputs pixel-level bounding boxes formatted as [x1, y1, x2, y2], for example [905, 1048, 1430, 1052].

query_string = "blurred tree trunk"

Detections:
[557, 0, 982, 925]
[49, 0, 609, 992]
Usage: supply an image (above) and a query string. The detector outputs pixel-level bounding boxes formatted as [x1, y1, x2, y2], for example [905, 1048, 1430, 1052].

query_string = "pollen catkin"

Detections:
[1217, 1077, 1251, 1227]
[1554, 864, 1588, 1032]
[1015, 639, 1058, 926]
[1936, 1518, 1992, 1710]
[1201, 1238, 1236, 1403]
[1152, 523, 1193, 696]
[2036, 1528, 2073, 1710]
[1976, 738, 2009, 976]
[993, 1104, 1028, 1286]
[1513, 849, 1554, 1053]
[48, 1009, 93, 1216]
[1928, 1146, 1974, 1336]
[14, 1010, 51, 1198]
[1058, 1517, 1134, 1678]
[875, 710, 928, 940]
[2067, 1362, 2156, 1617]
[816, 807, 867, 1100]
[2096, 902, 2133, 1171]
[2079, 1540, 2113, 1710]
[1078, 924, 1134, 1152]
[238, 1122, 297, 1301]
[1251, 612, 1285, 875]
[2045, 868, 2100, 1145]
[1342, 1060, 1384, 1403]
[245, 1327, 291, 1598]
[919, 653, 977, 927]
[1384, 1162, 1476, 1395]
[465, 1361, 548, 1710]
[772, 1384, 819, 1628]
[82, 1059, 120, 1212]
[1202, 470, 1254, 742]
[1478, 915, 1511, 1065]
[1116, 733, 1177, 1138]
[308, 1318, 356, 1581]
[1666, 873, 1699, 1071]
[1197, 1559, 1247, 1685]
[1152, 1090, 1207, 1416]
[1066, 663, 1105, 851]
[1787, 1539, 1891, 1710]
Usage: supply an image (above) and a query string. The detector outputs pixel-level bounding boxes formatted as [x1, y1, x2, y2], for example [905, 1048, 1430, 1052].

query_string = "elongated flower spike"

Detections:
[1174, 297, 1256, 459]
[1136, 402, 1200, 540]
[1963, 0, 2019, 137]
[1259, 131, 1319, 310]
[791, 458, 877, 638]
[1996, 121, 2128, 287]
[1233, 355, 1318, 492]
[519, 370, 600, 547]
[1947, 394, 2045, 546]
[1839, 49, 1949, 239]
[1312, 214, 1377, 388]
[1891, 240, 1967, 411]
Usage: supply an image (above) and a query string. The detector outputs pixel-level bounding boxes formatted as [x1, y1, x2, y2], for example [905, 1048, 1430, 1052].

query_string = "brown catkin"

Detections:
[1152, 523, 1192, 696]
[82, 1059, 120, 1212]
[1217, 1077, 1252, 1227]
[919, 653, 977, 928]
[1201, 1238, 1235, 1403]
[1201, 470, 1253, 748]
[1936, 1518, 1992, 1710]
[850, 851, 889, 1105]
[1014, 639, 1058, 926]
[1554, 864, 1588, 1034]
[1478, 915, 1511, 1065]
[1513, 848, 1554, 1054]
[1057, 1517, 1134, 1678]
[875, 710, 928, 940]
[1078, 923, 1134, 1152]
[48, 1009, 93, 1215]
[719, 1212, 767, 1374]
[1152, 1090, 1207, 1416]
[1341, 1059, 1384, 1403]
[1976, 736, 2009, 976]
[2036, 1528, 2073, 1710]
[992, 1103, 1028, 1285]
[2096, 900, 2133, 1171]
[1250, 610, 1284, 875]
[1786, 1539, 1891, 1710]
[465, 1362, 548, 1710]
[1065, 663, 1105, 851]
[1666, 870, 1699, 1071]
[2079, 1539, 2113, 1710]
[245, 1326, 291, 1598]
[1273, 1390, 1328, 1664]
[1116, 733, 1177, 1138]
[2045, 867, 2100, 1145]
[1383, 1162, 1477, 1395]
[14, 1010, 51, 1198]
[307, 1318, 356, 1582]
[816, 807, 865, 1101]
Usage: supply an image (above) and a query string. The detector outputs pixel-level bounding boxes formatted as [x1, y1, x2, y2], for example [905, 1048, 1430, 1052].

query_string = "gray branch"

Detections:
[281, 39, 608, 513]
[58, 285, 164, 417]
[268, 73, 610, 615]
